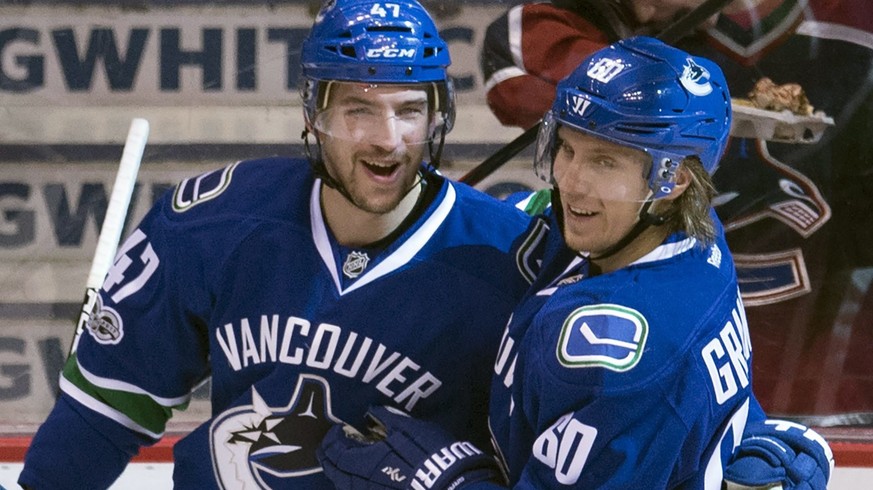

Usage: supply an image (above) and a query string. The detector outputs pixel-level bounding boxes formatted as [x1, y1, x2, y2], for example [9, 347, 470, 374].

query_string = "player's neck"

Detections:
[590, 223, 671, 275]
[320, 182, 422, 248]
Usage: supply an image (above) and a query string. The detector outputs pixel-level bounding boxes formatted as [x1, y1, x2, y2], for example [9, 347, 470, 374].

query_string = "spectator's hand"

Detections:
[724, 419, 834, 490]
[317, 406, 502, 489]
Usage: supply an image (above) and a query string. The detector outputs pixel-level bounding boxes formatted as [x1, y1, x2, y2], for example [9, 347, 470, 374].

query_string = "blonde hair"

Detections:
[653, 156, 717, 246]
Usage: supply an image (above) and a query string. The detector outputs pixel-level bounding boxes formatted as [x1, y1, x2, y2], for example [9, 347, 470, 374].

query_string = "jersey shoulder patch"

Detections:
[167, 157, 309, 225]
[172, 161, 241, 213]
[556, 304, 648, 372]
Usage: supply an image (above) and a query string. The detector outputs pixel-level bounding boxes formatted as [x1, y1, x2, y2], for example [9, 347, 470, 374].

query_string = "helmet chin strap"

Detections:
[427, 118, 448, 168]
[302, 128, 359, 206]
[589, 199, 666, 262]
[553, 188, 668, 265]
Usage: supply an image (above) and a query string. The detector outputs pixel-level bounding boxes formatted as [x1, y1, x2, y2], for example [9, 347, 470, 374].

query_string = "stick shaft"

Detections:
[655, 0, 733, 43]
[459, 123, 540, 186]
[70, 118, 149, 354]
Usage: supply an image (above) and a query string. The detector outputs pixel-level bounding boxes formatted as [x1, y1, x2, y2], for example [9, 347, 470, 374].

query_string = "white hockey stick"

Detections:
[69, 118, 150, 355]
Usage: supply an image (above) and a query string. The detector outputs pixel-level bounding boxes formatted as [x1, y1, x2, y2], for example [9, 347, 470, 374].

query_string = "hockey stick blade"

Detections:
[69, 118, 150, 355]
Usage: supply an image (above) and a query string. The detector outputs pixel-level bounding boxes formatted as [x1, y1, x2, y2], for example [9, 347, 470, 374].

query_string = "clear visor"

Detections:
[533, 111, 559, 183]
[550, 151, 653, 205]
[311, 82, 447, 146]
[535, 112, 657, 204]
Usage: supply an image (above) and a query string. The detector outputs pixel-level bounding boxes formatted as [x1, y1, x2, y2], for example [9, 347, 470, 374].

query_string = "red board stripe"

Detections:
[1, 436, 872, 467]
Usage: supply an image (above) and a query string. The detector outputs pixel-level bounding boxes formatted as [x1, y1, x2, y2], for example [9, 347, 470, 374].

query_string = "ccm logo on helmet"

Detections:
[366, 46, 416, 59]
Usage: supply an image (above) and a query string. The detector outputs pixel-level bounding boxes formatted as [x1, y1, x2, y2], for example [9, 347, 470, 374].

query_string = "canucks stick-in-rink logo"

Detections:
[557, 304, 648, 372]
[210, 375, 342, 488]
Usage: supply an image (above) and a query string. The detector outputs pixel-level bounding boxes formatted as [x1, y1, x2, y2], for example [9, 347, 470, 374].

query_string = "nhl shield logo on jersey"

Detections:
[557, 304, 648, 372]
[210, 375, 343, 487]
[342, 251, 370, 278]
[85, 294, 124, 345]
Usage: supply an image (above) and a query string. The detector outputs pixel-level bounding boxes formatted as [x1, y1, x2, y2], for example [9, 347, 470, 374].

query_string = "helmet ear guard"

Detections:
[651, 157, 681, 198]
[429, 77, 455, 134]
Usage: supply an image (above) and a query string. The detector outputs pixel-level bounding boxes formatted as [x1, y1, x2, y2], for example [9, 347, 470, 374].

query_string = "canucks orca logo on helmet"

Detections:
[680, 58, 713, 96]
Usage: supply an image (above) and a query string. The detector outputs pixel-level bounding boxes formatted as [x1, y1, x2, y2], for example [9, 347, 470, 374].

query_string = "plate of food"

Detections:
[730, 77, 835, 144]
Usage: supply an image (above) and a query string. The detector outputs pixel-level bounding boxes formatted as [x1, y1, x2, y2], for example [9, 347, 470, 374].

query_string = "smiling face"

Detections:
[552, 126, 653, 256]
[315, 82, 431, 215]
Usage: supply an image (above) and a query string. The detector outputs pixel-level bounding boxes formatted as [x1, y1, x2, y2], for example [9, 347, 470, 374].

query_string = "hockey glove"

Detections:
[317, 405, 503, 489]
[724, 419, 834, 490]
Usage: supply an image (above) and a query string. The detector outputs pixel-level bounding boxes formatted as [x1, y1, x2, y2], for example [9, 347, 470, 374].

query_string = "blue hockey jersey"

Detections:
[485, 209, 759, 489]
[20, 157, 548, 489]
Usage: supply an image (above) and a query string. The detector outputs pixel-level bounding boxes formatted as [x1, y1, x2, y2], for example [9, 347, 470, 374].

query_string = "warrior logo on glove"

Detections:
[318, 405, 504, 489]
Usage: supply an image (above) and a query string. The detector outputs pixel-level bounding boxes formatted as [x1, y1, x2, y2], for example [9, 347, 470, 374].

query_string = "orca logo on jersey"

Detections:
[556, 304, 647, 371]
[172, 162, 238, 212]
[210, 375, 343, 487]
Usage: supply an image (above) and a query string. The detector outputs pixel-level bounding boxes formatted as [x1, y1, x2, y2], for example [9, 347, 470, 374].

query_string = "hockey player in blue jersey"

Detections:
[17, 1, 547, 488]
[317, 37, 833, 489]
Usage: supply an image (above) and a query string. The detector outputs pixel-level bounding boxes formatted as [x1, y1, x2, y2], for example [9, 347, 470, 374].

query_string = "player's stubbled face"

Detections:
[317, 82, 430, 215]
[552, 126, 651, 255]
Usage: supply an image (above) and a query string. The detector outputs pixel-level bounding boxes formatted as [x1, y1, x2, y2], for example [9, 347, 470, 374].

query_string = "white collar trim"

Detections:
[310, 179, 456, 295]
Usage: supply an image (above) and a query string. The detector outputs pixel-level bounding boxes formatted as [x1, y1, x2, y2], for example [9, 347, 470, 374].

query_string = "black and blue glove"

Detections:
[317, 406, 503, 489]
[724, 419, 834, 490]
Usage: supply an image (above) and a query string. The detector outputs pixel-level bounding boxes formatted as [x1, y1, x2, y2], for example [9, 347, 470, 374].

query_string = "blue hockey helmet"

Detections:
[534, 36, 731, 199]
[300, 0, 454, 133]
